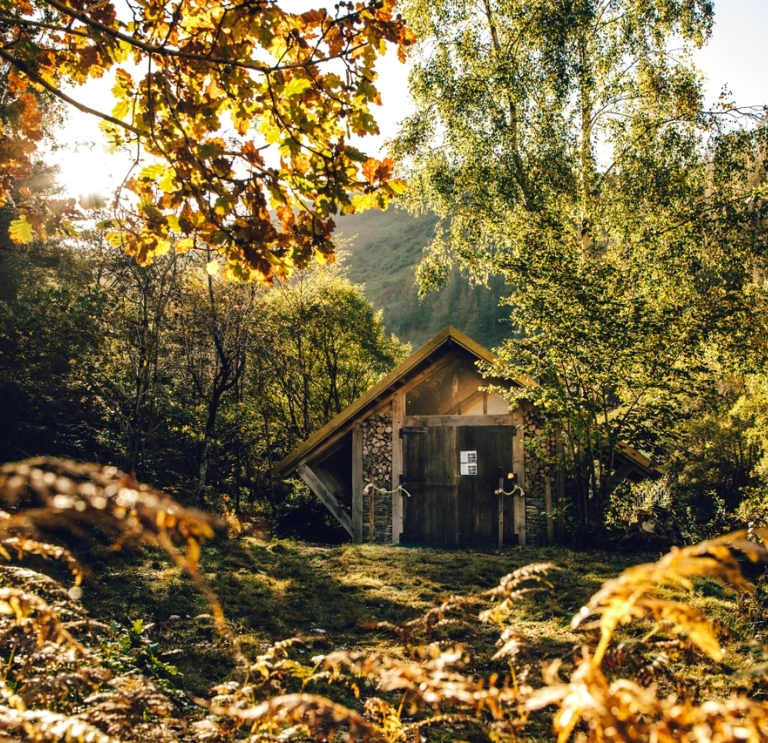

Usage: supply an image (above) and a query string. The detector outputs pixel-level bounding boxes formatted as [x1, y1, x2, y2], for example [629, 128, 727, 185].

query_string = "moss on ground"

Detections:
[77, 537, 768, 713]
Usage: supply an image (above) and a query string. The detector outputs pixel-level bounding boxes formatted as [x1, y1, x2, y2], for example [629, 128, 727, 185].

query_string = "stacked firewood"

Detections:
[361, 409, 393, 542]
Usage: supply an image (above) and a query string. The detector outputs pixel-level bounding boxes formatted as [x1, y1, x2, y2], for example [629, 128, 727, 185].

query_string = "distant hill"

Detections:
[336, 207, 512, 350]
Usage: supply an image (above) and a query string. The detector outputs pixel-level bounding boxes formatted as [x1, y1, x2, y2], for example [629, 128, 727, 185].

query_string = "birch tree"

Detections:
[393, 0, 768, 539]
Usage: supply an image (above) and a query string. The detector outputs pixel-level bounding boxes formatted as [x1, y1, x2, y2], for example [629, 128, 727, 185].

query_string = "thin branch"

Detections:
[0, 48, 146, 137]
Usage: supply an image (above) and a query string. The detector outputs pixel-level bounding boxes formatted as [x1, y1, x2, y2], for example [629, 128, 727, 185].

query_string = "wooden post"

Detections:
[498, 474, 505, 549]
[369, 488, 375, 541]
[545, 475, 554, 546]
[452, 424, 459, 546]
[352, 425, 363, 543]
[555, 427, 566, 543]
[391, 391, 404, 544]
[512, 408, 526, 546]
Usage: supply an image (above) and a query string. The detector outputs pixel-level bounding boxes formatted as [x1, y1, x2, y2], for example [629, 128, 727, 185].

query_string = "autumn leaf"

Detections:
[362, 158, 394, 184]
[0, 0, 415, 279]
[283, 77, 312, 97]
[9, 218, 35, 244]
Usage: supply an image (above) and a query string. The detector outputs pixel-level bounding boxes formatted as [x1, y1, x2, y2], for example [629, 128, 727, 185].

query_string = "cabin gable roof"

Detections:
[274, 326, 661, 483]
[275, 326, 527, 476]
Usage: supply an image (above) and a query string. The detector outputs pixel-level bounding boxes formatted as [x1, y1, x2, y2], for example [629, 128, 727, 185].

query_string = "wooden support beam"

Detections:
[512, 408, 526, 546]
[297, 464, 354, 539]
[402, 414, 516, 428]
[498, 475, 504, 550]
[391, 391, 404, 544]
[610, 462, 635, 487]
[351, 425, 363, 543]
[314, 467, 348, 504]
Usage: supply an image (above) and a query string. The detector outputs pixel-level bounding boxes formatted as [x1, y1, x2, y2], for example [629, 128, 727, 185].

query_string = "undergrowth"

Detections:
[1, 458, 768, 742]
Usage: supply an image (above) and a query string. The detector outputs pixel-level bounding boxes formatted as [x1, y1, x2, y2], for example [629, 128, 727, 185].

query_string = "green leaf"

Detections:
[158, 168, 177, 193]
[387, 179, 407, 195]
[105, 231, 125, 247]
[197, 142, 224, 159]
[344, 146, 369, 163]
[141, 204, 163, 220]
[139, 163, 166, 181]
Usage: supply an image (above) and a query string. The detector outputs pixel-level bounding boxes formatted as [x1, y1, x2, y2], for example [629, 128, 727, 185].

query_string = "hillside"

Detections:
[336, 207, 511, 349]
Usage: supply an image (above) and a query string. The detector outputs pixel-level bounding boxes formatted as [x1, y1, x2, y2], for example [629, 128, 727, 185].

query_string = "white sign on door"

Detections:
[460, 462, 478, 476]
[460, 450, 477, 463]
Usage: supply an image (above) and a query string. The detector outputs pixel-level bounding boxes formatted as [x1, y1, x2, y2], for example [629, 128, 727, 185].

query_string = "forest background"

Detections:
[1, 0, 768, 546]
[5, 3, 768, 742]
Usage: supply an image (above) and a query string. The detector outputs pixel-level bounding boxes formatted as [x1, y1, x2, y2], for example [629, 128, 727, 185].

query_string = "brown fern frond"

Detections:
[480, 563, 559, 625]
[0, 537, 82, 587]
[573, 531, 768, 665]
[316, 645, 517, 715]
[0, 586, 78, 646]
[81, 675, 184, 742]
[0, 706, 118, 743]
[487, 563, 560, 598]
[376, 594, 476, 643]
[223, 693, 387, 742]
[530, 648, 768, 742]
[0, 458, 225, 552]
[401, 712, 487, 738]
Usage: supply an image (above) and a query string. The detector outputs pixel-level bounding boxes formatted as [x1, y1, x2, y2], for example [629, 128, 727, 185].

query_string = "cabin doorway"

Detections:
[399, 423, 520, 545]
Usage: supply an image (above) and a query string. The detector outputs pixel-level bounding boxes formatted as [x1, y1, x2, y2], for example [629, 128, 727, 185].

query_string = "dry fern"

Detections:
[3, 457, 768, 743]
[0, 459, 224, 743]
[573, 530, 768, 665]
[528, 530, 768, 742]
[0, 458, 223, 552]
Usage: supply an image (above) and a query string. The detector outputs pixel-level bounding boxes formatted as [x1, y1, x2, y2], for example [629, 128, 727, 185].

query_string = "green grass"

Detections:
[76, 537, 768, 706]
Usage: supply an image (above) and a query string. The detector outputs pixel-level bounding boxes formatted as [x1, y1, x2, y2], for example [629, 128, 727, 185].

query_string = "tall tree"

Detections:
[253, 260, 409, 449]
[1, 0, 413, 277]
[83, 230, 183, 480]
[393, 0, 768, 538]
[172, 252, 257, 499]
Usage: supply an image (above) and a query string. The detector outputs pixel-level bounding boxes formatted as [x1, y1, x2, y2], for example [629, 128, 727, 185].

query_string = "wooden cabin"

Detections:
[275, 327, 658, 546]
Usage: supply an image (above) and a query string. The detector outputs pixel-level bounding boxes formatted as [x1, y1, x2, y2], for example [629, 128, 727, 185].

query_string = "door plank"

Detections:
[352, 425, 363, 543]
[391, 391, 404, 544]
[512, 409, 526, 546]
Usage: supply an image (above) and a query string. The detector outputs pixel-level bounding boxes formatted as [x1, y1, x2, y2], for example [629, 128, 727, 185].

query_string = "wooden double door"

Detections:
[399, 424, 520, 546]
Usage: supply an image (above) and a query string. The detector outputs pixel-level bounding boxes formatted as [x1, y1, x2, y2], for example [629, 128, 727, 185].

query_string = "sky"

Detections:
[52, 0, 768, 200]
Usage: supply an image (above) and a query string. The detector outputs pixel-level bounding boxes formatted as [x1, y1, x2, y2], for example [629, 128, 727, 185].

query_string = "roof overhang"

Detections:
[614, 442, 663, 482]
[275, 326, 531, 477]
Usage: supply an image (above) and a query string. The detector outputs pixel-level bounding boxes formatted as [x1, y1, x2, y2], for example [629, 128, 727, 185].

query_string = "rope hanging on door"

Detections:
[494, 484, 526, 497]
[362, 482, 412, 541]
[363, 482, 412, 498]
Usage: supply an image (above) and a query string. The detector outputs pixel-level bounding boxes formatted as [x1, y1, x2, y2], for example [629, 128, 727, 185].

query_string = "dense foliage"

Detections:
[0, 201, 409, 520]
[1, 0, 413, 277]
[393, 0, 768, 539]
